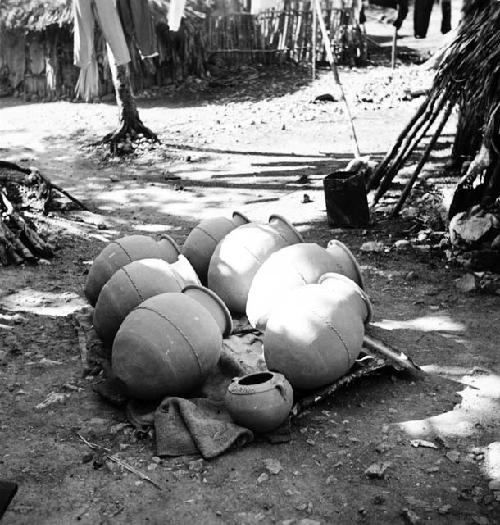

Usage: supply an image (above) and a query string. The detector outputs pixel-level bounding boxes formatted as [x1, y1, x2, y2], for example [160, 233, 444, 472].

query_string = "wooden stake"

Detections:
[312, 0, 317, 79]
[391, 102, 454, 216]
[391, 26, 398, 70]
[315, 0, 361, 158]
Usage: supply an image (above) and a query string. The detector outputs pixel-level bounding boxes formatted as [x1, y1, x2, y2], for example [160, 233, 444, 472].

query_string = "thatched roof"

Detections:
[0, 1, 72, 31]
[0, 0, 205, 32]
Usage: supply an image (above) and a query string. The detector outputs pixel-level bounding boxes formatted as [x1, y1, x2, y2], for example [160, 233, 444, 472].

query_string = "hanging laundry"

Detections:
[117, 0, 158, 59]
[168, 0, 187, 32]
[73, 0, 130, 101]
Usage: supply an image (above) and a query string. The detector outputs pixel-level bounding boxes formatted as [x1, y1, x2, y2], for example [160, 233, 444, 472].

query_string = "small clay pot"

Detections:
[225, 371, 293, 433]
[182, 284, 233, 338]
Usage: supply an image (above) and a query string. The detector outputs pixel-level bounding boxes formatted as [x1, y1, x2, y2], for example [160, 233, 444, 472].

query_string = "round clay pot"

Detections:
[182, 284, 233, 338]
[247, 242, 365, 330]
[112, 292, 222, 401]
[84, 234, 180, 306]
[225, 371, 293, 433]
[93, 258, 186, 345]
[264, 284, 365, 390]
[182, 211, 250, 284]
[326, 239, 364, 289]
[207, 215, 303, 313]
[170, 254, 202, 287]
[318, 272, 372, 324]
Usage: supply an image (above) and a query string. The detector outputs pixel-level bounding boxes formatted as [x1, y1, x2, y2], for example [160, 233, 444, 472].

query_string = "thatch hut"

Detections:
[0, 0, 208, 101]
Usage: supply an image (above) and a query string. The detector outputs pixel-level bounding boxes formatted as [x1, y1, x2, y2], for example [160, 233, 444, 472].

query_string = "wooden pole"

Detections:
[391, 102, 453, 216]
[315, 0, 360, 158]
[391, 26, 397, 70]
[312, 0, 317, 79]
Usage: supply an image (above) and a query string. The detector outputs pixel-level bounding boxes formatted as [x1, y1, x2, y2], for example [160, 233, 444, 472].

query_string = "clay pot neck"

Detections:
[158, 234, 181, 257]
[171, 255, 202, 286]
[326, 239, 364, 289]
[232, 211, 251, 226]
[318, 272, 372, 323]
[268, 215, 303, 244]
[182, 284, 233, 337]
[228, 371, 283, 394]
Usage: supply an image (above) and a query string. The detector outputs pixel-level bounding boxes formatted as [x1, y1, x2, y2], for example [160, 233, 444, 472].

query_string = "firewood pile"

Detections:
[0, 161, 86, 266]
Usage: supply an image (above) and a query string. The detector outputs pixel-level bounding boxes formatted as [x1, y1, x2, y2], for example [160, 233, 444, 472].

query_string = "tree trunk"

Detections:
[102, 59, 157, 155]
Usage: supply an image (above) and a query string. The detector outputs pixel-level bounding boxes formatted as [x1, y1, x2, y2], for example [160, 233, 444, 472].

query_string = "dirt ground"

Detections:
[1, 7, 500, 525]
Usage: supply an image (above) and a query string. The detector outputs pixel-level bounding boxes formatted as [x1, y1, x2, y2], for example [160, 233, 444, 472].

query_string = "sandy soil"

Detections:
[1, 7, 500, 525]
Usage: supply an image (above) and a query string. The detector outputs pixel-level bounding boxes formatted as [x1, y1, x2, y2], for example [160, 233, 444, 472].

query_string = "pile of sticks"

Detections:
[368, 0, 500, 215]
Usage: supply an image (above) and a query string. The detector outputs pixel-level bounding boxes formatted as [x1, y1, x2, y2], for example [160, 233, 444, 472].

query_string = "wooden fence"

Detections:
[207, 0, 365, 65]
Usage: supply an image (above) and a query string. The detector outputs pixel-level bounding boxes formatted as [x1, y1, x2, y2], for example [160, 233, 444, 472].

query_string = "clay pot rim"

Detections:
[318, 272, 372, 324]
[232, 211, 251, 224]
[268, 214, 304, 244]
[159, 233, 181, 257]
[326, 239, 365, 289]
[182, 284, 233, 337]
[228, 371, 286, 394]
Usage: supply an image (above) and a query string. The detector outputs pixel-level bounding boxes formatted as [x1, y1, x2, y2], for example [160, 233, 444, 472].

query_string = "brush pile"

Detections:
[368, 0, 500, 217]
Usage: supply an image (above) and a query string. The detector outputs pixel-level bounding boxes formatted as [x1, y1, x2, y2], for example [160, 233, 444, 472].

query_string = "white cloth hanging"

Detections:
[73, 0, 131, 101]
[168, 0, 187, 31]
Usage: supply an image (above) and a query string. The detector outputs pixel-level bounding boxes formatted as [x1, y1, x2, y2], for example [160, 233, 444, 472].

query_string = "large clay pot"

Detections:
[225, 371, 293, 433]
[247, 242, 365, 330]
[182, 212, 250, 284]
[182, 284, 233, 338]
[112, 292, 222, 401]
[264, 284, 365, 390]
[93, 258, 187, 345]
[325, 239, 364, 288]
[318, 272, 372, 325]
[207, 215, 303, 313]
[84, 234, 180, 306]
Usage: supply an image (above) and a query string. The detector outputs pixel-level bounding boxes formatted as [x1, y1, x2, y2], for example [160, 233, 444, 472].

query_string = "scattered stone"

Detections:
[314, 93, 336, 103]
[449, 211, 498, 246]
[405, 271, 418, 281]
[257, 473, 269, 484]
[437, 505, 452, 515]
[306, 439, 315, 446]
[364, 461, 392, 479]
[400, 508, 421, 524]
[425, 466, 440, 473]
[471, 517, 490, 525]
[445, 450, 461, 463]
[264, 458, 282, 475]
[188, 459, 204, 472]
[360, 241, 385, 253]
[35, 392, 71, 410]
[325, 475, 335, 485]
[375, 442, 393, 454]
[394, 239, 411, 250]
[488, 479, 500, 491]
[82, 452, 93, 464]
[410, 439, 438, 449]
[302, 193, 312, 204]
[372, 494, 385, 505]
[455, 273, 479, 293]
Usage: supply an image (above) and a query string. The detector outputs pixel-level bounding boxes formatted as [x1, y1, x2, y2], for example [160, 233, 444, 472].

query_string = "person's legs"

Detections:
[413, 0, 434, 38]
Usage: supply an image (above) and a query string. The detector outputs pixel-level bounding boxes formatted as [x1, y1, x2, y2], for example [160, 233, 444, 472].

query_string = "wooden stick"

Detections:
[77, 433, 163, 490]
[315, 0, 361, 158]
[363, 333, 424, 378]
[391, 102, 454, 216]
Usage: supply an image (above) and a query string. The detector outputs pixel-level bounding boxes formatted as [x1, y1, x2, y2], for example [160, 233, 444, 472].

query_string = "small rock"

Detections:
[35, 392, 71, 410]
[471, 517, 490, 525]
[264, 458, 282, 475]
[394, 239, 411, 250]
[372, 494, 385, 505]
[425, 466, 439, 473]
[325, 475, 335, 485]
[188, 459, 204, 472]
[410, 439, 438, 449]
[306, 439, 315, 446]
[437, 504, 451, 515]
[400, 508, 421, 524]
[488, 479, 500, 491]
[405, 271, 418, 281]
[445, 450, 461, 463]
[455, 273, 478, 293]
[82, 452, 93, 464]
[302, 193, 312, 204]
[257, 473, 269, 484]
[151, 456, 162, 464]
[360, 241, 385, 253]
[364, 461, 392, 479]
